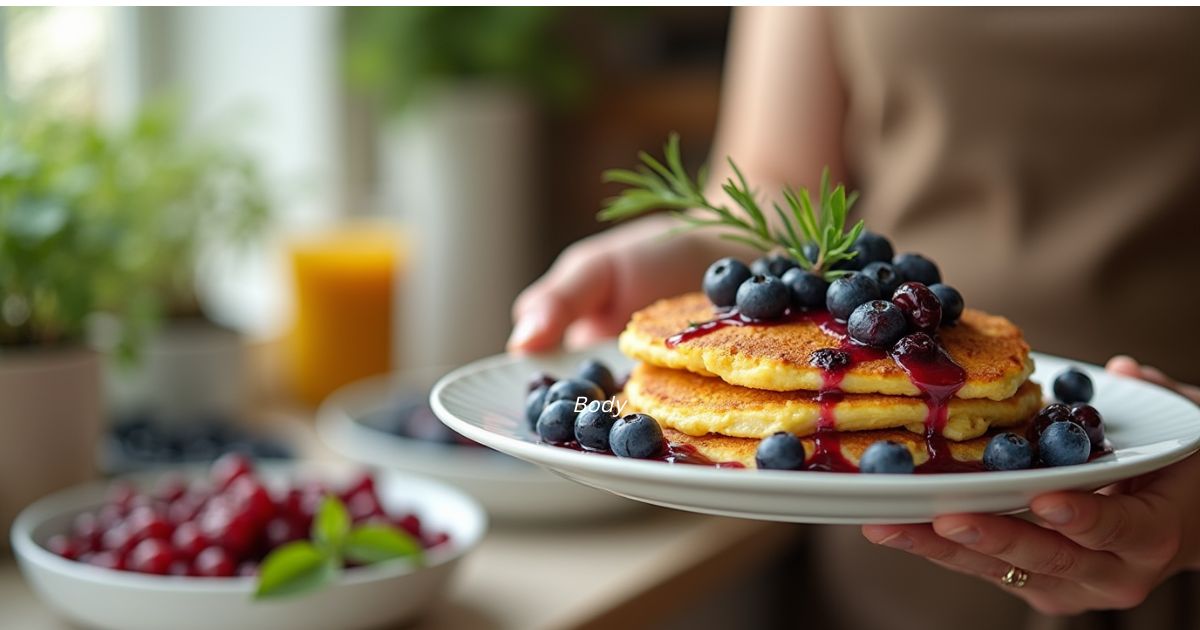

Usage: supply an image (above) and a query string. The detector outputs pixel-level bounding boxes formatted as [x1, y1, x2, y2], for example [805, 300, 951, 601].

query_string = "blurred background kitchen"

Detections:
[3, 7, 800, 630]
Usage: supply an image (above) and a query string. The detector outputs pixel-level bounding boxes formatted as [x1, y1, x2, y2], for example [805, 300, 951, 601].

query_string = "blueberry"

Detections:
[983, 433, 1033, 471]
[892, 253, 941, 286]
[702, 257, 752, 307]
[847, 300, 908, 348]
[609, 414, 666, 459]
[1069, 403, 1104, 449]
[574, 403, 618, 451]
[736, 274, 790, 320]
[809, 348, 852, 371]
[1027, 403, 1072, 444]
[825, 273, 881, 321]
[545, 378, 604, 407]
[851, 231, 895, 267]
[577, 359, 616, 398]
[891, 282, 942, 334]
[801, 243, 820, 265]
[860, 262, 901, 297]
[780, 268, 829, 309]
[859, 441, 915, 474]
[536, 400, 578, 444]
[1053, 368, 1094, 404]
[750, 254, 799, 278]
[891, 332, 938, 362]
[525, 385, 550, 429]
[755, 432, 806, 470]
[929, 284, 964, 326]
[1038, 421, 1091, 467]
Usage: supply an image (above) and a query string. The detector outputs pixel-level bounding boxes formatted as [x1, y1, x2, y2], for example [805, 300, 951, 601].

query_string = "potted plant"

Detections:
[0, 107, 156, 540]
[342, 7, 587, 367]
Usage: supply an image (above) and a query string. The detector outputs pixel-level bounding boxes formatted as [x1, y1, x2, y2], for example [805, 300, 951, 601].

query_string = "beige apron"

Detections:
[811, 8, 1200, 629]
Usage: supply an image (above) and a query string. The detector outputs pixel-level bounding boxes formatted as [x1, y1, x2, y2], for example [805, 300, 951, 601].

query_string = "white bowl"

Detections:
[317, 367, 638, 522]
[11, 465, 486, 630]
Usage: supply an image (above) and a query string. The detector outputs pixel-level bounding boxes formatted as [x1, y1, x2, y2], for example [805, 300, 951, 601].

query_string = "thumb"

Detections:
[508, 250, 614, 353]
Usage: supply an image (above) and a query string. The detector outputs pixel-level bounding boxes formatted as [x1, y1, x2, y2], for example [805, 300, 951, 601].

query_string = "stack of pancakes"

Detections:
[618, 293, 1041, 469]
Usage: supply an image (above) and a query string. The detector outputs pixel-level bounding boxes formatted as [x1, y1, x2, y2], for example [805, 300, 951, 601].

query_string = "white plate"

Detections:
[317, 371, 639, 522]
[11, 464, 486, 630]
[431, 344, 1200, 524]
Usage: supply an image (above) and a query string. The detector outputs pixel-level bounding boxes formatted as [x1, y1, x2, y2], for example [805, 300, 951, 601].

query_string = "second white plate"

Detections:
[431, 344, 1200, 524]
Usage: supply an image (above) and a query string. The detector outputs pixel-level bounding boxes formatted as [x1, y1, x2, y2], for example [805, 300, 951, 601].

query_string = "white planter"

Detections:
[0, 348, 102, 546]
[380, 83, 537, 369]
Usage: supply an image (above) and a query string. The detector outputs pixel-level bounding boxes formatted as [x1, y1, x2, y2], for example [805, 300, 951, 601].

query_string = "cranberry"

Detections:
[47, 534, 81, 560]
[154, 474, 188, 503]
[891, 282, 942, 333]
[126, 506, 174, 542]
[86, 550, 125, 571]
[168, 493, 206, 525]
[393, 514, 422, 538]
[127, 539, 174, 575]
[210, 452, 254, 491]
[227, 476, 276, 525]
[891, 332, 938, 362]
[72, 512, 103, 550]
[341, 473, 376, 501]
[97, 504, 125, 530]
[346, 491, 384, 523]
[265, 517, 306, 548]
[237, 561, 260, 577]
[199, 499, 259, 557]
[1069, 403, 1105, 449]
[101, 524, 137, 555]
[809, 348, 852, 371]
[171, 522, 209, 561]
[193, 546, 236, 577]
[169, 560, 192, 576]
[107, 482, 137, 512]
[1027, 403, 1072, 443]
[423, 532, 450, 548]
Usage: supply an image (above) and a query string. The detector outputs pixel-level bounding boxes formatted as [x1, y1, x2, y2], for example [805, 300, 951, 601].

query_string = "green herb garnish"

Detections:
[598, 134, 864, 280]
[254, 496, 424, 600]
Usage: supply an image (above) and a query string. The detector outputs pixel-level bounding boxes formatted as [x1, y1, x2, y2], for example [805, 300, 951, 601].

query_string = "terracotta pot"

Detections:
[0, 348, 102, 549]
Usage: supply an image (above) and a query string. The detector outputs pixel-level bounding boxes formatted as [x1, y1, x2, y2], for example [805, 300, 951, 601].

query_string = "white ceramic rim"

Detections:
[431, 351, 1200, 494]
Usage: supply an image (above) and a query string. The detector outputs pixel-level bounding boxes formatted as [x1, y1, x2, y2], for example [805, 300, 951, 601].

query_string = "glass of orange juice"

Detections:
[287, 223, 403, 406]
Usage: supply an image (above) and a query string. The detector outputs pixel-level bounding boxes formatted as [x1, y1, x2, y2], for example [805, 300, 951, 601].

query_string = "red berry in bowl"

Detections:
[265, 517, 306, 548]
[86, 550, 125, 571]
[153, 474, 188, 503]
[227, 476, 276, 525]
[171, 522, 209, 561]
[127, 538, 174, 575]
[193, 546, 237, 577]
[346, 491, 384, 523]
[424, 532, 450, 548]
[891, 282, 942, 333]
[341, 473, 376, 501]
[126, 506, 174, 543]
[72, 512, 103, 549]
[237, 561, 260, 577]
[47, 534, 82, 560]
[210, 452, 254, 491]
[101, 524, 137, 556]
[108, 482, 137, 512]
[394, 514, 422, 538]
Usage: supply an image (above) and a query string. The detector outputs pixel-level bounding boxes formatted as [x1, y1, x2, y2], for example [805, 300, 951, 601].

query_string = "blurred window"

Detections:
[1, 7, 111, 117]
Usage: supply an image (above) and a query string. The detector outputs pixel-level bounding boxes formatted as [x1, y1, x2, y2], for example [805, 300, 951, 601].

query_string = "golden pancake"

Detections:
[663, 425, 1016, 470]
[625, 363, 1042, 441]
[619, 292, 1033, 399]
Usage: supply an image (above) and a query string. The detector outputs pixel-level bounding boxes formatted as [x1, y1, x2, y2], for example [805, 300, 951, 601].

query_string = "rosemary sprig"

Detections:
[599, 134, 864, 280]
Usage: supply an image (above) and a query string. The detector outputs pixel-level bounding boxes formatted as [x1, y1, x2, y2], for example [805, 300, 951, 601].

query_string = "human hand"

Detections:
[862, 355, 1200, 615]
[507, 216, 751, 353]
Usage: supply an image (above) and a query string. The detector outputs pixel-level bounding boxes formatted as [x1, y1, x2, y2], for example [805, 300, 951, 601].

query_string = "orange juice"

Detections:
[287, 225, 402, 406]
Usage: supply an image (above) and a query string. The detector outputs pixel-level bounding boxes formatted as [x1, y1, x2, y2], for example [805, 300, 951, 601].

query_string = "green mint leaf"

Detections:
[312, 495, 351, 552]
[254, 541, 339, 600]
[343, 525, 425, 566]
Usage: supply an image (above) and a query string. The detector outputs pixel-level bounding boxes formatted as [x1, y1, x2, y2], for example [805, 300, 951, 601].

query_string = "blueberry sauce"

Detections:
[559, 440, 744, 468]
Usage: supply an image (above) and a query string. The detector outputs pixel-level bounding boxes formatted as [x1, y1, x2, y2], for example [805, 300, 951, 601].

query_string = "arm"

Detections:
[508, 7, 846, 352]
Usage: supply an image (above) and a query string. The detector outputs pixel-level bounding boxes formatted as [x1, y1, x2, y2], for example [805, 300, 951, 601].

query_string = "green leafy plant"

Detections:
[0, 100, 268, 356]
[255, 496, 424, 600]
[598, 134, 864, 280]
[343, 7, 588, 114]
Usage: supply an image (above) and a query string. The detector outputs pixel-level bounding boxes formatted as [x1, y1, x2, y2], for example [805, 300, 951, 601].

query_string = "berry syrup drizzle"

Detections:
[667, 307, 980, 473]
[559, 440, 745, 468]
